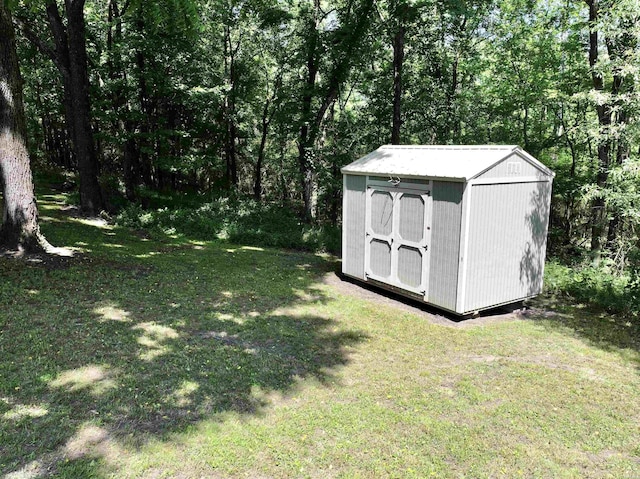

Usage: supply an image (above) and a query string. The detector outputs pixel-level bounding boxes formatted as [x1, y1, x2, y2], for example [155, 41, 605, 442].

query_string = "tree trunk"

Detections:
[64, 0, 104, 214]
[297, 7, 320, 221]
[135, 49, 153, 189]
[604, 21, 635, 251]
[108, 0, 139, 201]
[391, 23, 404, 144]
[223, 25, 239, 189]
[0, 5, 51, 252]
[586, 0, 611, 262]
[34, 0, 104, 214]
[296, 0, 373, 221]
[254, 100, 270, 201]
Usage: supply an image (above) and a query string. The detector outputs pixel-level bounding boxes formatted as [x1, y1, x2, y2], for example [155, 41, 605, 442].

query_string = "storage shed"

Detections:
[341, 145, 554, 315]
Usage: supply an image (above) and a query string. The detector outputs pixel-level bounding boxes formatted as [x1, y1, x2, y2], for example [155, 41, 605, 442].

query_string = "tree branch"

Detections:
[45, 0, 71, 79]
[13, 15, 60, 69]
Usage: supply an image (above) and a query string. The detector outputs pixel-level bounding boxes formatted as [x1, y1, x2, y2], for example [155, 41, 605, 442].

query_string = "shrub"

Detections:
[115, 196, 341, 254]
[544, 260, 638, 316]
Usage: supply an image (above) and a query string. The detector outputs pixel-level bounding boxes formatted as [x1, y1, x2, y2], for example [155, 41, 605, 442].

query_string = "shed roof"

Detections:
[341, 145, 553, 181]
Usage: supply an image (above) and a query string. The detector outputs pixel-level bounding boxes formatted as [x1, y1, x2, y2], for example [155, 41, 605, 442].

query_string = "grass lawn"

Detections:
[1, 191, 639, 478]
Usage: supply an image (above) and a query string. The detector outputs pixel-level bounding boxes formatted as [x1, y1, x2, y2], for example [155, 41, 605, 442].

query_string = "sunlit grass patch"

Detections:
[49, 365, 119, 396]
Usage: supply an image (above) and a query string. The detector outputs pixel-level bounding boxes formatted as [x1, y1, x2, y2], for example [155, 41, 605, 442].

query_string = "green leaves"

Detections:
[3, 0, 18, 11]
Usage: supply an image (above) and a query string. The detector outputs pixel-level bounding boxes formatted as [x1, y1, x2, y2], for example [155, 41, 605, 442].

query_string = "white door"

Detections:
[364, 184, 431, 297]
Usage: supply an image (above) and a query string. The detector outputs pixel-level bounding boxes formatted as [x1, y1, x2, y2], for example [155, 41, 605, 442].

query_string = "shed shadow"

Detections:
[334, 271, 525, 326]
[518, 180, 639, 362]
[522, 297, 640, 371]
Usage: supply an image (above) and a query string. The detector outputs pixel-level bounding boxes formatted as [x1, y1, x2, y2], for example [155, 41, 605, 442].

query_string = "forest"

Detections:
[2, 1, 640, 476]
[1, 0, 639, 313]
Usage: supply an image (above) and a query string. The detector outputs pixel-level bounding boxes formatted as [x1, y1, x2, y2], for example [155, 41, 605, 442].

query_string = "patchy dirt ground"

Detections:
[323, 271, 549, 328]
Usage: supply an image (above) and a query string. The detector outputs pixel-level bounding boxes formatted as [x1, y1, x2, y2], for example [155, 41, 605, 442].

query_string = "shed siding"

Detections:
[428, 181, 464, 311]
[463, 181, 551, 312]
[342, 175, 367, 279]
[478, 153, 547, 179]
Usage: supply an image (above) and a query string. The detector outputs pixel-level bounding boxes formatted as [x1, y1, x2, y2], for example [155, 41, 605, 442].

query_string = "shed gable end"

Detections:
[475, 152, 550, 180]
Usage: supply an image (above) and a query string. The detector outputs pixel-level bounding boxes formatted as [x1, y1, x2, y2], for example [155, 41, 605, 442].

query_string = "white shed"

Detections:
[341, 145, 554, 315]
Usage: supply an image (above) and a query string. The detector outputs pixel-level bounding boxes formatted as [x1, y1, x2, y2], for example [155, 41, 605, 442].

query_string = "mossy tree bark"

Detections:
[0, 4, 51, 253]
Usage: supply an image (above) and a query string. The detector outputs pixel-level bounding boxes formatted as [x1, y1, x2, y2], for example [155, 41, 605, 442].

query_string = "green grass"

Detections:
[1, 191, 639, 478]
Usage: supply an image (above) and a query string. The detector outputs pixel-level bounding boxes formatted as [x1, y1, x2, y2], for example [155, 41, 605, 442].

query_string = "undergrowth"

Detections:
[544, 259, 640, 317]
[115, 195, 341, 253]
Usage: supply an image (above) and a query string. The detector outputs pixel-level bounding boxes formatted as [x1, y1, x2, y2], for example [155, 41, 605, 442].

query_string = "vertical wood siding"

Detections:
[343, 175, 367, 279]
[463, 181, 551, 312]
[428, 181, 464, 311]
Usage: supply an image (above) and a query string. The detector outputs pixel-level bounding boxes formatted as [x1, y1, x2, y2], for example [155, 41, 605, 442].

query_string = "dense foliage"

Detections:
[6, 0, 640, 309]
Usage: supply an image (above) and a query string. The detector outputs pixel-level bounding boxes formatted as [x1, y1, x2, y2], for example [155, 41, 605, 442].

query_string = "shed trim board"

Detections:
[456, 181, 473, 313]
[342, 145, 554, 316]
[471, 176, 551, 185]
[470, 150, 551, 180]
[342, 174, 347, 276]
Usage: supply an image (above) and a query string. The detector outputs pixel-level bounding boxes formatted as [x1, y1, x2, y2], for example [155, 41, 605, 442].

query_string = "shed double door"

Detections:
[364, 183, 432, 297]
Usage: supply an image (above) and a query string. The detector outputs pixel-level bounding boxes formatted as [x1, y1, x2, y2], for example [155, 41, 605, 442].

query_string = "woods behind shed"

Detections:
[341, 145, 554, 315]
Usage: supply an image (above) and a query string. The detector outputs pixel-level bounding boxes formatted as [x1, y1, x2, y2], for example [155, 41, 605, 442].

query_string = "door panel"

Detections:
[397, 246, 423, 287]
[365, 183, 432, 297]
[369, 239, 392, 278]
[370, 191, 393, 235]
[399, 194, 425, 242]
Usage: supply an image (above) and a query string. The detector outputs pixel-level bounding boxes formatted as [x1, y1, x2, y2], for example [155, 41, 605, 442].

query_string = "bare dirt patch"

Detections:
[324, 272, 540, 328]
[0, 248, 84, 270]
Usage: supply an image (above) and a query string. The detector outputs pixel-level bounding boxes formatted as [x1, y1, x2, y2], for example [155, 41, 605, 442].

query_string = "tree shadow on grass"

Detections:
[523, 295, 640, 369]
[0, 200, 367, 477]
[517, 182, 640, 368]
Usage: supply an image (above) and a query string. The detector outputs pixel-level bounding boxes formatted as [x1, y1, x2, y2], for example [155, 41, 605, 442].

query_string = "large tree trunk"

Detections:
[31, 0, 105, 215]
[254, 71, 282, 201]
[62, 0, 104, 214]
[296, 0, 373, 221]
[0, 5, 51, 252]
[297, 6, 320, 221]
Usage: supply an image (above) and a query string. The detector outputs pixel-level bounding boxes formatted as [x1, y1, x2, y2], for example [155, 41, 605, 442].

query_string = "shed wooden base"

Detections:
[346, 273, 537, 317]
